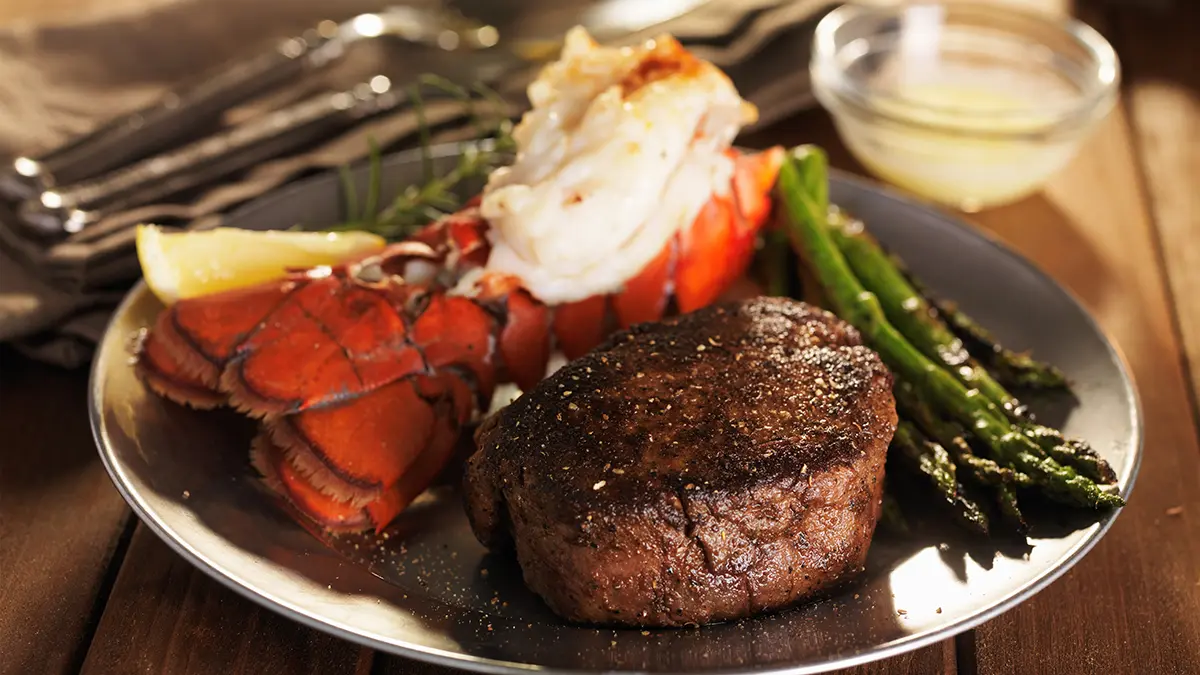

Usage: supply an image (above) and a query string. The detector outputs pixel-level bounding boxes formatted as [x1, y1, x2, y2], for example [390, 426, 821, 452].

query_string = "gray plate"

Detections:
[90, 145, 1141, 674]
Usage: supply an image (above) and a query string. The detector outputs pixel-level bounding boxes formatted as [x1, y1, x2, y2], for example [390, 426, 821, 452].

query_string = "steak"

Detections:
[464, 297, 897, 627]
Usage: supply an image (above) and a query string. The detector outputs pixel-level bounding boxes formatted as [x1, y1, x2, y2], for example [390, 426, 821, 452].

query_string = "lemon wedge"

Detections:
[136, 225, 387, 305]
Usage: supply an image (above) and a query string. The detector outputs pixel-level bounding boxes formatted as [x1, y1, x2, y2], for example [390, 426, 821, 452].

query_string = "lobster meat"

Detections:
[134, 27, 785, 533]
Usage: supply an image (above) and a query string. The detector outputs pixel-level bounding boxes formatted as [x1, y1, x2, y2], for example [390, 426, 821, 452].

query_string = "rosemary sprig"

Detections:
[328, 75, 516, 241]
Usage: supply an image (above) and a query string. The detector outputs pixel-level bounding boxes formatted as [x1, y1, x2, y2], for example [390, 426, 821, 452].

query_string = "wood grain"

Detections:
[1114, 3, 1200, 432]
[79, 524, 372, 675]
[0, 350, 132, 675]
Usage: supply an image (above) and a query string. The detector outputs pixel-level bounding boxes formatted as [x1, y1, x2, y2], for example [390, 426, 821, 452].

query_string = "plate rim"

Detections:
[88, 146, 1144, 675]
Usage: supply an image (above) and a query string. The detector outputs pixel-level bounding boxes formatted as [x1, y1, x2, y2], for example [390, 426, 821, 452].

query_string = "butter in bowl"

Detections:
[809, 1, 1119, 211]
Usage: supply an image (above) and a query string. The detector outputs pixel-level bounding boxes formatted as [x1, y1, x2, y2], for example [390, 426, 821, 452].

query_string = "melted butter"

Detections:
[841, 82, 1079, 211]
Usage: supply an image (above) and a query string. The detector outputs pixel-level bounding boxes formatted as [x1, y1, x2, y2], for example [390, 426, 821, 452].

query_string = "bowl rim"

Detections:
[810, 1, 1121, 140]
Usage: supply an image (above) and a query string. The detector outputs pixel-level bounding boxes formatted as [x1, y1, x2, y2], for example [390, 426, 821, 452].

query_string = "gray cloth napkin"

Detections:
[0, 0, 836, 367]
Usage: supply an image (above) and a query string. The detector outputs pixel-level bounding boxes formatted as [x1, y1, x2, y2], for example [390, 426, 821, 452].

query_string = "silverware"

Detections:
[8, 0, 713, 241]
[0, 5, 492, 211]
[17, 76, 432, 236]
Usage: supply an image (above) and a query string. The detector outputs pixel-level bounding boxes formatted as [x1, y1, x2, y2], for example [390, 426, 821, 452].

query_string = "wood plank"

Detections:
[79, 524, 372, 675]
[0, 350, 132, 675]
[1114, 2, 1200, 433]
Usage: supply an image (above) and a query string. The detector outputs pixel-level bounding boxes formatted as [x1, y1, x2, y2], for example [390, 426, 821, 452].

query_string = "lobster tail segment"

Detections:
[252, 433, 376, 533]
[136, 325, 225, 409]
[222, 278, 421, 417]
[250, 369, 478, 534]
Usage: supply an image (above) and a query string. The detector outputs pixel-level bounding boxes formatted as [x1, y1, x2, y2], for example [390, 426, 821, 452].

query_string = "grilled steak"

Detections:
[464, 297, 897, 627]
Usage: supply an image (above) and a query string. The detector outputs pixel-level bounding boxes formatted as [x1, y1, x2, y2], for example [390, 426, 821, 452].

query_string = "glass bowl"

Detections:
[810, 1, 1119, 211]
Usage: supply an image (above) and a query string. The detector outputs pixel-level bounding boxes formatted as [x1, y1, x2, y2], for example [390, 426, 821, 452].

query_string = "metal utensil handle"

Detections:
[94, 83, 402, 213]
[29, 32, 345, 188]
[16, 79, 413, 235]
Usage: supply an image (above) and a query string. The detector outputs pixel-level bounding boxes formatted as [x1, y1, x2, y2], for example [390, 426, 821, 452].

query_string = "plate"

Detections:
[90, 145, 1141, 674]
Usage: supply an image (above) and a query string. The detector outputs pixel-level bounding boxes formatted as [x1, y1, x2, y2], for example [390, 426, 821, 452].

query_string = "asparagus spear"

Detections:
[954, 446, 1032, 489]
[867, 236, 1111, 481]
[892, 421, 957, 496]
[893, 381, 1031, 487]
[825, 202, 1118, 484]
[892, 421, 990, 534]
[777, 146, 1124, 510]
[899, 262, 1111, 485]
[827, 213, 1027, 419]
[933, 296, 1069, 390]
[994, 482, 1028, 534]
[894, 382, 1030, 531]
[1023, 425, 1118, 484]
[883, 247, 1069, 390]
[896, 259, 1109, 490]
[942, 431, 1029, 532]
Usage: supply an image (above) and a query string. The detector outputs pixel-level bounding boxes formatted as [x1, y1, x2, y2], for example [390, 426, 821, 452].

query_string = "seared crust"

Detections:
[464, 297, 896, 626]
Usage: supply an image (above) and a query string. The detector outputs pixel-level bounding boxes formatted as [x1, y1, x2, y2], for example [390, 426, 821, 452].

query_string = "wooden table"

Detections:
[2, 1, 1197, 673]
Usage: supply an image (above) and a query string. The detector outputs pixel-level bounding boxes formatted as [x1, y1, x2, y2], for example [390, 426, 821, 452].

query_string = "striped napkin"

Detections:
[0, 0, 837, 366]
